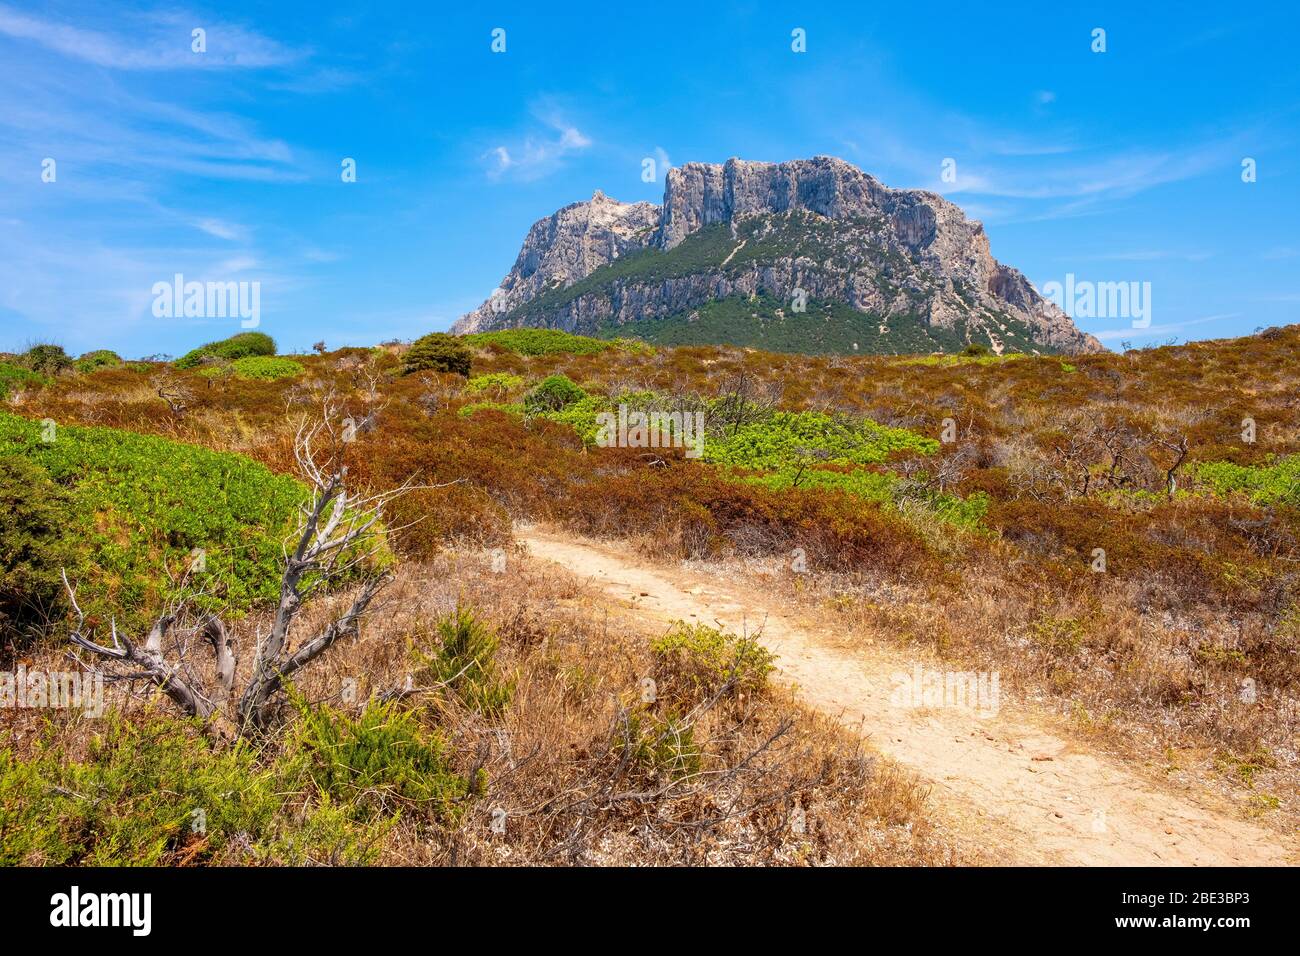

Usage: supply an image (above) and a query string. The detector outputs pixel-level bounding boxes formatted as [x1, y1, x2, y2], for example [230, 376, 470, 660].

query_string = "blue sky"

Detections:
[1, 1, 1297, 357]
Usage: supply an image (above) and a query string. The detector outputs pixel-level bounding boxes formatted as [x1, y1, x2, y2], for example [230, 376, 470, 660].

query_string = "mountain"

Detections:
[453, 156, 1103, 355]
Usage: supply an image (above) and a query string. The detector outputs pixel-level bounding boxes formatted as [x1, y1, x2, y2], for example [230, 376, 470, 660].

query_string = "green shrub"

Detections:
[745, 468, 990, 530]
[402, 333, 471, 377]
[458, 401, 524, 419]
[0, 456, 76, 646]
[0, 362, 45, 399]
[229, 356, 305, 381]
[0, 714, 396, 865]
[616, 707, 702, 782]
[1196, 456, 1300, 508]
[288, 698, 474, 822]
[0, 412, 306, 632]
[175, 332, 276, 369]
[19, 344, 72, 376]
[961, 342, 991, 357]
[412, 609, 514, 717]
[524, 374, 587, 414]
[704, 411, 938, 471]
[651, 621, 775, 700]
[464, 372, 525, 395]
[0, 715, 282, 865]
[75, 350, 122, 374]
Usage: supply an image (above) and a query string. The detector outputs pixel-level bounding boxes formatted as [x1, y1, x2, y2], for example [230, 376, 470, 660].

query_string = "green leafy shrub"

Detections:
[0, 362, 45, 399]
[0, 411, 306, 632]
[523, 374, 587, 413]
[464, 372, 525, 395]
[458, 400, 524, 419]
[1196, 456, 1300, 508]
[746, 467, 990, 530]
[229, 356, 305, 380]
[651, 621, 775, 700]
[704, 411, 938, 471]
[19, 344, 72, 376]
[533, 395, 607, 444]
[288, 698, 474, 822]
[74, 350, 122, 374]
[0, 456, 76, 646]
[402, 333, 472, 377]
[961, 342, 991, 357]
[0, 715, 282, 865]
[615, 708, 702, 782]
[175, 332, 276, 369]
[412, 609, 514, 716]
[0, 714, 395, 865]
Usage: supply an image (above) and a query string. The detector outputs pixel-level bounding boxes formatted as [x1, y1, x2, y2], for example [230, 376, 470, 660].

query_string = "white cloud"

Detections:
[484, 108, 592, 181]
[1091, 313, 1238, 341]
[0, 4, 302, 70]
[195, 218, 246, 241]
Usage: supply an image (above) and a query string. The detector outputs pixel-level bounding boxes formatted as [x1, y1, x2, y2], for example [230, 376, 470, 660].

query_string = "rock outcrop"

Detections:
[453, 156, 1103, 354]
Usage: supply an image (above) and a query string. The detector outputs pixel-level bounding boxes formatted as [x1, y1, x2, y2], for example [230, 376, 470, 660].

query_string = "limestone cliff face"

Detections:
[453, 156, 1102, 354]
[455, 190, 658, 335]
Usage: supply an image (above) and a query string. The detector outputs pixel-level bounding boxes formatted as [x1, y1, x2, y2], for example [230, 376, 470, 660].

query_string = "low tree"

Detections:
[402, 332, 471, 377]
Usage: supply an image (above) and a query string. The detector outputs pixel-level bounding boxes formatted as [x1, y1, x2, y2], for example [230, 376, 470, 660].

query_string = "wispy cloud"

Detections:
[0, 4, 303, 70]
[194, 218, 247, 241]
[485, 107, 592, 181]
[1062, 250, 1215, 263]
[1091, 313, 1239, 342]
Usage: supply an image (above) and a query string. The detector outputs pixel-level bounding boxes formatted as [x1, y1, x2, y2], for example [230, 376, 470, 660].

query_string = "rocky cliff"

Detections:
[453, 156, 1103, 355]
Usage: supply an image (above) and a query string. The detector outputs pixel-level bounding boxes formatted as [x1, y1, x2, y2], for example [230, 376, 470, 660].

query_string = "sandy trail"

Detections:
[517, 527, 1294, 866]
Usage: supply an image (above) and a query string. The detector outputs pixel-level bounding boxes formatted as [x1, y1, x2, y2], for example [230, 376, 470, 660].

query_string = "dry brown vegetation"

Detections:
[6, 325, 1300, 843]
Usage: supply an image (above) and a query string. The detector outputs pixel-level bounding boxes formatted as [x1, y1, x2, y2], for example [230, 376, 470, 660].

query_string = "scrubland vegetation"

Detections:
[2, 323, 1298, 863]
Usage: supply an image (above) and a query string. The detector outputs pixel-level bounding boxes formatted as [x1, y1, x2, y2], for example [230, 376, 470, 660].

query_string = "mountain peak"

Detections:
[453, 156, 1101, 355]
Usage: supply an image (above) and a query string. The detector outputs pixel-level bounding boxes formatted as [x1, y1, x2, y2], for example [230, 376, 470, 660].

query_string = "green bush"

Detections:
[523, 374, 587, 414]
[402, 333, 471, 377]
[0, 411, 307, 633]
[175, 332, 276, 369]
[961, 342, 991, 357]
[0, 363, 45, 399]
[0, 714, 391, 865]
[288, 698, 474, 823]
[412, 609, 514, 717]
[75, 350, 122, 374]
[704, 411, 938, 471]
[19, 344, 72, 376]
[0, 716, 281, 865]
[745, 467, 990, 530]
[0, 456, 76, 646]
[464, 372, 525, 395]
[229, 356, 305, 381]
[1196, 456, 1300, 508]
[458, 401, 524, 419]
[651, 621, 775, 700]
[616, 708, 702, 782]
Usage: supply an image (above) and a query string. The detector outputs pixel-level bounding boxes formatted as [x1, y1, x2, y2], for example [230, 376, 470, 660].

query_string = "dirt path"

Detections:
[517, 527, 1295, 866]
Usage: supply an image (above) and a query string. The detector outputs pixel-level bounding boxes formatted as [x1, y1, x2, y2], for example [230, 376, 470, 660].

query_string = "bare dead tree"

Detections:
[65, 402, 452, 738]
[154, 375, 193, 417]
[1154, 434, 1190, 499]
